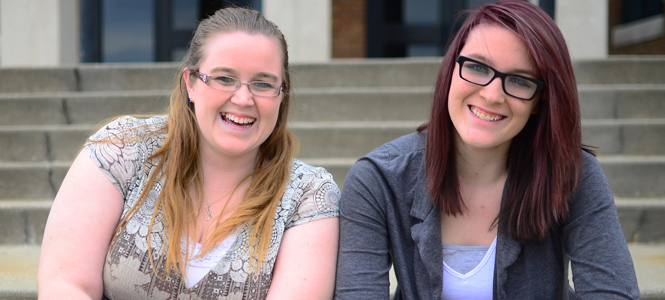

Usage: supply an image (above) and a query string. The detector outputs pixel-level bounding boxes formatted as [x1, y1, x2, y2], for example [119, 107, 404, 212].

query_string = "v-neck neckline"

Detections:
[181, 225, 243, 289]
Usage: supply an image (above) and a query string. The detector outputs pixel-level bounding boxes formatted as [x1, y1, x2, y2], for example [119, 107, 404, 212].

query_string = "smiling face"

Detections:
[448, 24, 541, 156]
[185, 31, 283, 164]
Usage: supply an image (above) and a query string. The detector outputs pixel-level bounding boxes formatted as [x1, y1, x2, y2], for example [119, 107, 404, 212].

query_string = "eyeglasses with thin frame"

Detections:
[192, 71, 283, 97]
[456, 56, 545, 101]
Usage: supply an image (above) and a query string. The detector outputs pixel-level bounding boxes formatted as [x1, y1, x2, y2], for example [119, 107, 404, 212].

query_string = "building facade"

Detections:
[0, 0, 662, 67]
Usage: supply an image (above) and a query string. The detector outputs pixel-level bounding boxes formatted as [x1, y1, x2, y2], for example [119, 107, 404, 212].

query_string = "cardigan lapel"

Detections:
[494, 180, 522, 300]
[494, 224, 521, 299]
[409, 162, 443, 300]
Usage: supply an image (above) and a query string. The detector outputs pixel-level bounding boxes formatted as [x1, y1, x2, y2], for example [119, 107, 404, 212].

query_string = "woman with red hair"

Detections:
[335, 1, 639, 299]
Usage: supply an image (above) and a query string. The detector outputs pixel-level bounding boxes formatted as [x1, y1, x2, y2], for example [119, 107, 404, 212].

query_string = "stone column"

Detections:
[0, 0, 79, 67]
[263, 0, 331, 62]
[556, 0, 608, 60]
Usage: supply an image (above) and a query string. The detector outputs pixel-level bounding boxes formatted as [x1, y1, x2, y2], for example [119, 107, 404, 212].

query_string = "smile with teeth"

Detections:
[221, 112, 256, 126]
[470, 106, 505, 121]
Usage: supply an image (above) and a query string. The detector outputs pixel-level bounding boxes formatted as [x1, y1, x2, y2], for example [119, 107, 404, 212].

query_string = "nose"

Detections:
[478, 77, 506, 104]
[230, 83, 255, 106]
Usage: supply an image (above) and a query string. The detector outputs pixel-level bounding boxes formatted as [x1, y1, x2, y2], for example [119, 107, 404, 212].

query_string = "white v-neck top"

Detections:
[182, 228, 241, 288]
[441, 237, 497, 300]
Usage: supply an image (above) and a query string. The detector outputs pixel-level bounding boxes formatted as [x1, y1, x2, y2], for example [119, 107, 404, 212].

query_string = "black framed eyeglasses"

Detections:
[192, 71, 283, 97]
[456, 56, 545, 101]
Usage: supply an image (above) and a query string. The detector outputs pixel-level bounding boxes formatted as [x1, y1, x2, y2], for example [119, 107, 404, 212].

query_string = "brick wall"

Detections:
[332, 0, 367, 58]
[608, 0, 665, 55]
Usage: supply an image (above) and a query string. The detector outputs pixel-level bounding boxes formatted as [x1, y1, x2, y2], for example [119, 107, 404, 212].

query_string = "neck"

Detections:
[199, 146, 257, 197]
[454, 137, 509, 186]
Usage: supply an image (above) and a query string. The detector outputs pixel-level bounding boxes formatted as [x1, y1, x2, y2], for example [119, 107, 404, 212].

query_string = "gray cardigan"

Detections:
[335, 131, 639, 300]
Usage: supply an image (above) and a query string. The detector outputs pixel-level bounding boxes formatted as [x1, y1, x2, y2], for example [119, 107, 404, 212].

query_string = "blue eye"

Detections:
[250, 82, 276, 91]
[508, 76, 535, 89]
[465, 62, 491, 75]
[213, 76, 238, 86]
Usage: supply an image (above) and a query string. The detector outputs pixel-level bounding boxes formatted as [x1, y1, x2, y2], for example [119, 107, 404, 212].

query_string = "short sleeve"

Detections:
[285, 161, 340, 229]
[84, 115, 167, 198]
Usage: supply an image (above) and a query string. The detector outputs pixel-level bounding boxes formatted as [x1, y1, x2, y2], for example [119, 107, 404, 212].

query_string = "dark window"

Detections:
[80, 0, 261, 63]
[622, 0, 663, 24]
[102, 0, 154, 62]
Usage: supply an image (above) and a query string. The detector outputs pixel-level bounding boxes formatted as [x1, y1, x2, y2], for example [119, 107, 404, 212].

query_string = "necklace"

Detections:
[204, 191, 234, 221]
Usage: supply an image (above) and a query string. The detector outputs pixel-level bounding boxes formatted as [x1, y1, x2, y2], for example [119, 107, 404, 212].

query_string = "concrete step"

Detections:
[302, 155, 665, 198]
[0, 201, 50, 245]
[617, 199, 665, 243]
[0, 162, 68, 200]
[0, 120, 663, 166]
[2, 85, 665, 126]
[0, 59, 444, 93]
[2, 198, 663, 245]
[579, 84, 665, 119]
[574, 56, 665, 85]
[1, 123, 665, 198]
[598, 156, 665, 198]
[0, 63, 178, 93]
[0, 125, 94, 162]
[582, 119, 665, 155]
[0, 91, 171, 126]
[0, 245, 39, 300]
[1, 243, 663, 299]
[294, 120, 665, 157]
[1, 57, 665, 93]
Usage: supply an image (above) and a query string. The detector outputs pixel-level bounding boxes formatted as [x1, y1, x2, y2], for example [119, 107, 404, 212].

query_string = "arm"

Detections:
[564, 154, 640, 299]
[37, 151, 124, 300]
[266, 217, 339, 300]
[334, 159, 392, 300]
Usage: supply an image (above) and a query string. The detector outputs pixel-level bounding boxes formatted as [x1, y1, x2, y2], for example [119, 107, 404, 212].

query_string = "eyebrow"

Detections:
[465, 54, 538, 78]
[254, 72, 279, 82]
[209, 67, 280, 82]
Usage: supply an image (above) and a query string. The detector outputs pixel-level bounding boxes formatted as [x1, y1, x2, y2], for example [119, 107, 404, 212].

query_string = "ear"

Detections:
[183, 69, 195, 97]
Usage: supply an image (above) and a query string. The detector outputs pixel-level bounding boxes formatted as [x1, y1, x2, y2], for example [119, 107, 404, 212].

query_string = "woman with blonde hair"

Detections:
[38, 7, 339, 300]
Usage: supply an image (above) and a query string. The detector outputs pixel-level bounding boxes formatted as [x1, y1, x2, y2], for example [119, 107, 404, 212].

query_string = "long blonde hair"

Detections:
[109, 7, 297, 275]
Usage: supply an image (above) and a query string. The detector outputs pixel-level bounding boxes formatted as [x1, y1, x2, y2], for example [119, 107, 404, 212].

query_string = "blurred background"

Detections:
[0, 0, 663, 66]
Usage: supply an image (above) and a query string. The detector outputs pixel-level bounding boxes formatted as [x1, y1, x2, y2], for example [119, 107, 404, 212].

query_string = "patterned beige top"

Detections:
[85, 116, 340, 300]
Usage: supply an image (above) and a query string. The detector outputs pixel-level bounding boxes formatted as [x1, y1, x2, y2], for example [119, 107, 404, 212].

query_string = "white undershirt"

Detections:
[441, 237, 497, 300]
[181, 228, 240, 288]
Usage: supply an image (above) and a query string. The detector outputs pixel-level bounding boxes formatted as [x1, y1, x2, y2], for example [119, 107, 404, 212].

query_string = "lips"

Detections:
[221, 112, 256, 127]
[470, 106, 505, 121]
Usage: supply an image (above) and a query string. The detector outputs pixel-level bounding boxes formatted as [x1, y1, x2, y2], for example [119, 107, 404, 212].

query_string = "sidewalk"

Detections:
[2, 244, 664, 299]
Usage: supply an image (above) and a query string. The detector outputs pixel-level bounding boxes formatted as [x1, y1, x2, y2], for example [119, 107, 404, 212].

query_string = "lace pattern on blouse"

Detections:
[86, 116, 340, 300]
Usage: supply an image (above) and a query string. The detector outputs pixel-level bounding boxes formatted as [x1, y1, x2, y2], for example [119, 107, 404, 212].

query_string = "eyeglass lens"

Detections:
[197, 72, 281, 97]
[459, 59, 539, 100]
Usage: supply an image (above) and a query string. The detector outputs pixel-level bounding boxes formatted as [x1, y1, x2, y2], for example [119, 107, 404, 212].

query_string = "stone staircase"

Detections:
[1, 57, 664, 299]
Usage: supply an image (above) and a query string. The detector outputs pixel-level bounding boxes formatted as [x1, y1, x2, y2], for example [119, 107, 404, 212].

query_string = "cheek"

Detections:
[448, 75, 474, 101]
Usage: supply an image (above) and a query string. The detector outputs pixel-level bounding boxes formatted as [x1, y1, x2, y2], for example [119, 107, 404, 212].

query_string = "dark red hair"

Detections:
[419, 0, 583, 241]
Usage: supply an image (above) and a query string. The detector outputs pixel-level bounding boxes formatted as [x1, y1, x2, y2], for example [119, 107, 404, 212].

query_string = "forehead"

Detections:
[460, 24, 536, 74]
[199, 31, 283, 78]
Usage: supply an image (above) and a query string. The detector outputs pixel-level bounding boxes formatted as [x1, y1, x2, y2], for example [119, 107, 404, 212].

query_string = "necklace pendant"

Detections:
[206, 204, 212, 221]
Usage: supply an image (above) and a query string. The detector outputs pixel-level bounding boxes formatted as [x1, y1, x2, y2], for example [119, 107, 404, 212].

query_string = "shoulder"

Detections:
[288, 159, 340, 204]
[290, 159, 337, 183]
[567, 150, 614, 218]
[85, 115, 167, 156]
[83, 115, 168, 196]
[347, 131, 426, 186]
[283, 159, 340, 228]
[578, 150, 609, 189]
[88, 115, 167, 142]
[365, 131, 426, 163]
